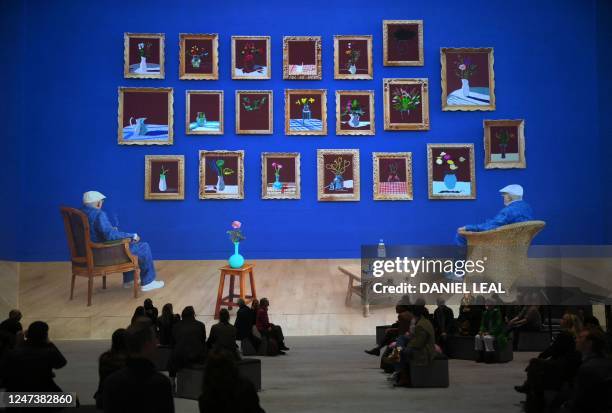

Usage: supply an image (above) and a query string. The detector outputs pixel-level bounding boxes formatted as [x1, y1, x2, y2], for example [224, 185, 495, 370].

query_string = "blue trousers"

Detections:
[123, 241, 156, 286]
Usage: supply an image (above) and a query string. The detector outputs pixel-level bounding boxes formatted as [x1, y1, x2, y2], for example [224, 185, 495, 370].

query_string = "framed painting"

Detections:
[144, 155, 185, 200]
[261, 152, 301, 200]
[372, 152, 413, 201]
[118, 87, 173, 145]
[124, 33, 165, 79]
[317, 149, 360, 202]
[484, 119, 526, 169]
[232, 36, 271, 79]
[283, 36, 322, 80]
[236, 90, 273, 134]
[335, 90, 375, 135]
[383, 78, 430, 131]
[285, 89, 327, 135]
[185, 90, 223, 135]
[383, 20, 424, 66]
[199, 150, 244, 200]
[427, 144, 476, 200]
[334, 35, 373, 80]
[179, 33, 219, 80]
[441, 47, 495, 111]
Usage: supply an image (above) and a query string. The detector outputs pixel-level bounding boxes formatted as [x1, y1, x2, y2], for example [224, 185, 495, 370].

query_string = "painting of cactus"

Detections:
[317, 149, 360, 201]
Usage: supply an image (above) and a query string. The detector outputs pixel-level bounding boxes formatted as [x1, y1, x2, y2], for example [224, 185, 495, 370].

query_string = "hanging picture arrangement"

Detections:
[317, 149, 360, 202]
[261, 152, 301, 200]
[285, 89, 327, 135]
[124, 33, 165, 79]
[372, 152, 413, 201]
[179, 33, 219, 80]
[185, 90, 223, 135]
[427, 143, 476, 200]
[382, 20, 424, 66]
[484, 119, 526, 169]
[335, 90, 375, 135]
[118, 87, 173, 145]
[144, 155, 185, 200]
[235, 90, 273, 134]
[231, 36, 271, 79]
[441, 47, 495, 111]
[283, 36, 322, 80]
[333, 35, 373, 80]
[199, 150, 245, 200]
[383, 78, 430, 131]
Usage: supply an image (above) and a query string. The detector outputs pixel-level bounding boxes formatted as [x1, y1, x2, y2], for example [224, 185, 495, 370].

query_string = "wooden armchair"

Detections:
[60, 207, 140, 306]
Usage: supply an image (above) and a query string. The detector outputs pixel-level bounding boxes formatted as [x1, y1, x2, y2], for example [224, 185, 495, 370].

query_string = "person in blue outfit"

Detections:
[81, 191, 164, 292]
[456, 184, 534, 246]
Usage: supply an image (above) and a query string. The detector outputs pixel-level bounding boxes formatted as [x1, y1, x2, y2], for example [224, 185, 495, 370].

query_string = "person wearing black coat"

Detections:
[158, 303, 180, 346]
[207, 309, 240, 360]
[169, 306, 207, 380]
[433, 299, 455, 355]
[234, 299, 260, 349]
[94, 328, 128, 409]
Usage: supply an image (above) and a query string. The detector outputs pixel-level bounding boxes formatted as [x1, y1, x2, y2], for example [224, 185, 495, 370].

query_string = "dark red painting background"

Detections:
[150, 160, 179, 193]
[337, 39, 368, 73]
[445, 51, 490, 92]
[490, 126, 519, 154]
[235, 39, 267, 69]
[388, 84, 423, 124]
[339, 94, 370, 131]
[184, 38, 214, 74]
[189, 93, 220, 123]
[266, 157, 296, 183]
[128, 37, 160, 65]
[431, 147, 472, 181]
[288, 40, 316, 65]
[322, 154, 354, 194]
[386, 24, 420, 62]
[378, 158, 407, 183]
[238, 93, 270, 131]
[203, 155, 239, 186]
[289, 93, 323, 119]
[123, 91, 168, 126]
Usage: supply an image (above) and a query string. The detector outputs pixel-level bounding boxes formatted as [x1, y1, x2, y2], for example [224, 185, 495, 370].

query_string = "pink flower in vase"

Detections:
[231, 221, 242, 229]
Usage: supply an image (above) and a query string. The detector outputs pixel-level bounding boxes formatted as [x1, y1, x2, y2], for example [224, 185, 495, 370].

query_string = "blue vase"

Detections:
[272, 173, 283, 190]
[444, 173, 457, 190]
[228, 242, 244, 269]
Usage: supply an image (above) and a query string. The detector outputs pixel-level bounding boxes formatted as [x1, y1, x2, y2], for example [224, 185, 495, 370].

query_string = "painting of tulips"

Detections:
[144, 155, 184, 200]
[179, 33, 218, 80]
[427, 144, 476, 200]
[334, 35, 373, 79]
[199, 150, 244, 199]
[484, 119, 526, 169]
[118, 87, 173, 145]
[285, 89, 327, 135]
[124, 33, 165, 79]
[186, 90, 223, 135]
[232, 36, 271, 79]
[261, 152, 300, 199]
[283, 36, 322, 80]
[372, 152, 413, 201]
[336, 90, 375, 135]
[317, 149, 360, 201]
[383, 20, 424, 66]
[383, 78, 430, 130]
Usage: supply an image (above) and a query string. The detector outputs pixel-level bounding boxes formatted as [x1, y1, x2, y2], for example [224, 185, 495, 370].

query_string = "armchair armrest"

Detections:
[89, 239, 136, 267]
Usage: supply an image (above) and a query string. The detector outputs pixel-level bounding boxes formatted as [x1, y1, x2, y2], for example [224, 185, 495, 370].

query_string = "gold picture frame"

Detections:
[124, 32, 165, 79]
[372, 152, 413, 201]
[144, 155, 185, 200]
[199, 150, 245, 200]
[179, 33, 219, 80]
[427, 143, 476, 200]
[382, 20, 424, 66]
[484, 119, 526, 169]
[335, 90, 375, 135]
[441, 47, 496, 111]
[334, 35, 373, 80]
[117, 87, 174, 146]
[285, 89, 327, 136]
[231, 35, 271, 80]
[383, 78, 430, 131]
[317, 149, 360, 202]
[261, 152, 301, 200]
[185, 90, 224, 135]
[235, 90, 273, 134]
[283, 36, 322, 80]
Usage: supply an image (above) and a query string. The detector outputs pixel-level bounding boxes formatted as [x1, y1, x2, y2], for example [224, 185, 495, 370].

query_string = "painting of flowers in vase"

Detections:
[372, 152, 413, 201]
[336, 90, 375, 135]
[283, 36, 321, 80]
[144, 155, 184, 200]
[334, 35, 372, 79]
[186, 90, 223, 135]
[124, 33, 165, 79]
[236, 90, 273, 134]
[179, 34, 218, 80]
[441, 48, 495, 111]
[261, 152, 300, 200]
[285, 89, 327, 135]
[317, 149, 360, 201]
[232, 36, 271, 79]
[383, 20, 424, 66]
[484, 119, 526, 169]
[118, 87, 173, 145]
[383, 78, 429, 131]
[427, 144, 476, 200]
[199, 150, 244, 200]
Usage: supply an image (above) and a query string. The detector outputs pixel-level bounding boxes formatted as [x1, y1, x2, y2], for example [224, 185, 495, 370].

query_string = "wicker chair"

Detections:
[60, 207, 140, 306]
[458, 220, 545, 289]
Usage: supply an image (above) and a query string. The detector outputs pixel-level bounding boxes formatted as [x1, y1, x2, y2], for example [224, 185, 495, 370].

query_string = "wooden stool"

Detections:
[214, 264, 257, 319]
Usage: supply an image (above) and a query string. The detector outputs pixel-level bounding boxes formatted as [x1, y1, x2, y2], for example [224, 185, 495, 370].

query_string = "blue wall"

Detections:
[2, 0, 608, 261]
[598, 0, 612, 243]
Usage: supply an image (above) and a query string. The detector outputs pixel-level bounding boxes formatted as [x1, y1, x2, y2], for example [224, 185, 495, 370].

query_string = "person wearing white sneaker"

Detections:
[81, 191, 164, 292]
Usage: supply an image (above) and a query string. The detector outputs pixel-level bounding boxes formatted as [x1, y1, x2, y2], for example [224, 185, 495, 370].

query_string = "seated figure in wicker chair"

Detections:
[81, 191, 164, 292]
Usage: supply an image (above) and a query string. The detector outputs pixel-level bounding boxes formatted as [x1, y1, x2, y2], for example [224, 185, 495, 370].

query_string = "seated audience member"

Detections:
[207, 309, 240, 360]
[144, 298, 159, 325]
[0, 309, 24, 349]
[198, 350, 265, 413]
[130, 306, 149, 327]
[235, 299, 260, 349]
[102, 323, 174, 413]
[474, 301, 507, 363]
[365, 296, 411, 356]
[508, 302, 542, 350]
[256, 298, 289, 355]
[456, 184, 533, 246]
[81, 190, 164, 291]
[158, 303, 180, 346]
[433, 298, 455, 355]
[457, 293, 484, 336]
[94, 328, 128, 409]
[169, 306, 207, 384]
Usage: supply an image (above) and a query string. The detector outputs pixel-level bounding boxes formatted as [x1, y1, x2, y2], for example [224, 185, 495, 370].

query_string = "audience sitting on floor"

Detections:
[144, 298, 159, 325]
[474, 301, 508, 363]
[256, 298, 289, 355]
[365, 296, 411, 356]
[102, 321, 174, 413]
[198, 350, 265, 413]
[94, 328, 128, 409]
[208, 309, 240, 360]
[169, 306, 207, 386]
[235, 298, 261, 350]
[158, 303, 181, 346]
[130, 306, 149, 327]
[0, 309, 24, 358]
[433, 298, 455, 356]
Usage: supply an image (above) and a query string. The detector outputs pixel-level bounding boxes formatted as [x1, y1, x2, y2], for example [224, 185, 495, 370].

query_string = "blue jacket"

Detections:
[81, 206, 135, 243]
[465, 200, 533, 232]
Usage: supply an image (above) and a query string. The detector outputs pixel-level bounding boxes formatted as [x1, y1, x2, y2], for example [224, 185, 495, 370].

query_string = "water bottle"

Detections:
[377, 239, 386, 258]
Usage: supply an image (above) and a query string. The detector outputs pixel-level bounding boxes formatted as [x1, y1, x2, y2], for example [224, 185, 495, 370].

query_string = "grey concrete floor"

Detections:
[54, 336, 528, 413]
